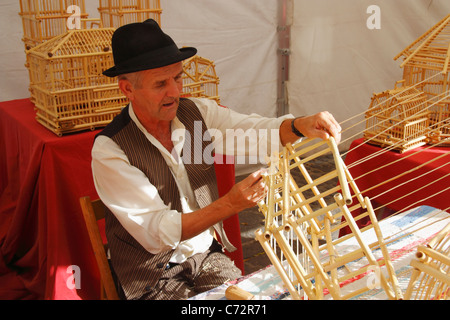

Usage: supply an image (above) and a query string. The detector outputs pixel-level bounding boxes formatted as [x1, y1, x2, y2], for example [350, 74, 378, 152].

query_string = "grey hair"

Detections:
[118, 71, 144, 89]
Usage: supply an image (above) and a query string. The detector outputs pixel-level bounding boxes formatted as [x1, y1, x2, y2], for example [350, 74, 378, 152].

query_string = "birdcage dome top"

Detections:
[394, 14, 450, 74]
[28, 28, 115, 59]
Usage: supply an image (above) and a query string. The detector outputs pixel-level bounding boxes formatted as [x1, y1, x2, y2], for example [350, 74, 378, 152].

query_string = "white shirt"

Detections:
[92, 97, 293, 263]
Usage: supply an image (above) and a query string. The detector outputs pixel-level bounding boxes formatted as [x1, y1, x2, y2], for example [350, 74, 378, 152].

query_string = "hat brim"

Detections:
[103, 46, 197, 77]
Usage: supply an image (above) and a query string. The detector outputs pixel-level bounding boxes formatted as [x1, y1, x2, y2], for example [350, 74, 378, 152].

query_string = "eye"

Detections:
[154, 81, 166, 88]
[174, 72, 183, 82]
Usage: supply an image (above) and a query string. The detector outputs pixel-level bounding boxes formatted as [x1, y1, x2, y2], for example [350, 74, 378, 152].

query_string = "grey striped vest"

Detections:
[97, 98, 222, 300]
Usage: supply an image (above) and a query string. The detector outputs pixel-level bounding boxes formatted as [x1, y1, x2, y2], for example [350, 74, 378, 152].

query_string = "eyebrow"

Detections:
[154, 71, 184, 86]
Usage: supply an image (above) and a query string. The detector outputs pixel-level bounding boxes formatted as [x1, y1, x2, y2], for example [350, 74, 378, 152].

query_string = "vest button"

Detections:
[156, 262, 165, 269]
[144, 285, 153, 292]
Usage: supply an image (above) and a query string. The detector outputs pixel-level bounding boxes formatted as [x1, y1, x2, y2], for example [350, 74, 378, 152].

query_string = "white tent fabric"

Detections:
[1, 0, 450, 154]
[289, 0, 450, 151]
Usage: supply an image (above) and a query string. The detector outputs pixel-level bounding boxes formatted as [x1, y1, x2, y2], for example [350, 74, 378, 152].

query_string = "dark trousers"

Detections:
[139, 240, 242, 300]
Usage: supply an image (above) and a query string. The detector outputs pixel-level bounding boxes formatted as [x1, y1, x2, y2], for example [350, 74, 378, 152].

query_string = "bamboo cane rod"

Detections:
[45, 82, 119, 95]
[93, 107, 123, 114]
[328, 137, 352, 205]
[288, 181, 340, 207]
[311, 229, 324, 299]
[324, 217, 340, 293]
[342, 86, 444, 149]
[287, 144, 335, 221]
[274, 169, 338, 197]
[365, 197, 403, 299]
[372, 172, 450, 215]
[394, 15, 450, 61]
[421, 273, 443, 299]
[351, 118, 449, 170]
[323, 243, 361, 268]
[410, 259, 450, 286]
[335, 193, 396, 299]
[182, 80, 218, 87]
[289, 148, 331, 170]
[400, 21, 447, 68]
[291, 136, 328, 151]
[271, 229, 316, 298]
[404, 267, 423, 300]
[340, 282, 378, 300]
[339, 260, 372, 282]
[352, 150, 450, 199]
[255, 229, 302, 300]
[265, 174, 276, 230]
[114, 9, 162, 14]
[197, 63, 213, 80]
[288, 216, 341, 299]
[286, 177, 322, 234]
[289, 139, 329, 161]
[35, 105, 58, 121]
[282, 148, 290, 222]
[92, 95, 126, 103]
[183, 89, 205, 96]
[343, 164, 365, 208]
[293, 202, 339, 227]
[417, 245, 450, 266]
[427, 223, 450, 249]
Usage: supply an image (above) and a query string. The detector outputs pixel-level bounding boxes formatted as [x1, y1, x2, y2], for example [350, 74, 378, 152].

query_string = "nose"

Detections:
[166, 77, 182, 97]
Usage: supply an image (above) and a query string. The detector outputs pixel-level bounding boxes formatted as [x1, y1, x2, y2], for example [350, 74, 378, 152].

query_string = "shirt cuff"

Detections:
[157, 209, 182, 250]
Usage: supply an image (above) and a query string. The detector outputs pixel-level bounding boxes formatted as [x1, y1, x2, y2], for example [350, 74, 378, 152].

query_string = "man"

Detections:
[92, 19, 341, 300]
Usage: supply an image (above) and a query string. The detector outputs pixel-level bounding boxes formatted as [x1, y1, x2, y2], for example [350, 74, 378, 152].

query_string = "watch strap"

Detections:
[291, 117, 304, 137]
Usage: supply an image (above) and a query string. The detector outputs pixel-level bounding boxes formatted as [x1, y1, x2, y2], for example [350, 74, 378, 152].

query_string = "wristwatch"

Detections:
[291, 117, 304, 138]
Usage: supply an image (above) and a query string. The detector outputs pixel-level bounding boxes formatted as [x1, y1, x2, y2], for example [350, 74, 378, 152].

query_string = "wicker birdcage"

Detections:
[98, 0, 162, 28]
[394, 14, 450, 146]
[19, 0, 89, 50]
[404, 223, 449, 300]
[364, 81, 430, 153]
[26, 28, 128, 136]
[181, 55, 220, 104]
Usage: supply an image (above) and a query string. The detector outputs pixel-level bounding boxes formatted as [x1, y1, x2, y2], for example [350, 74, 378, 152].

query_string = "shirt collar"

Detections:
[128, 102, 186, 163]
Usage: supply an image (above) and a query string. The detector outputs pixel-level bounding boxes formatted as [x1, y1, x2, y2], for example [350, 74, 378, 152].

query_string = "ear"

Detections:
[118, 79, 135, 100]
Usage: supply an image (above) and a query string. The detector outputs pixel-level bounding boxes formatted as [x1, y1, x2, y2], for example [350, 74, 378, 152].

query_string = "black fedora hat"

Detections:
[103, 19, 197, 77]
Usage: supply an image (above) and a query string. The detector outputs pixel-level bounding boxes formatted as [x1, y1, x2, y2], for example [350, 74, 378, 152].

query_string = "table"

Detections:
[345, 138, 450, 214]
[0, 98, 242, 300]
[337, 138, 450, 235]
[191, 205, 450, 300]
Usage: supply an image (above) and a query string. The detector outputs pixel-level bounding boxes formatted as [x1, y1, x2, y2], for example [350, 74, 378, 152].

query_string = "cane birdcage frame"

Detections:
[182, 55, 221, 104]
[364, 81, 430, 153]
[19, 0, 89, 50]
[394, 14, 450, 146]
[404, 223, 450, 300]
[256, 137, 402, 300]
[27, 28, 128, 136]
[98, 0, 162, 28]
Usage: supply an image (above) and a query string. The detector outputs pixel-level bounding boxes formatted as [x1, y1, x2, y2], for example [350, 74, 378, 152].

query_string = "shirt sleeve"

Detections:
[191, 98, 295, 161]
[91, 135, 182, 254]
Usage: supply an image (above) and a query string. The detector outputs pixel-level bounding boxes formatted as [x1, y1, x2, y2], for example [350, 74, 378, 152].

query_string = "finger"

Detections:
[250, 185, 267, 203]
[318, 114, 341, 142]
[239, 169, 265, 189]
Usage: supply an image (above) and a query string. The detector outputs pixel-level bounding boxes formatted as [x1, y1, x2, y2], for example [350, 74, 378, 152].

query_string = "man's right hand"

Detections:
[225, 169, 267, 212]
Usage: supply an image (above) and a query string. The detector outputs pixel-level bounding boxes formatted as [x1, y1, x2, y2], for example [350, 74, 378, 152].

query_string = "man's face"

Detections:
[122, 62, 184, 125]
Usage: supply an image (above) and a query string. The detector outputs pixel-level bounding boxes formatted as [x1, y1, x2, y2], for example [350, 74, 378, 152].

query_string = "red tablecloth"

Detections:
[345, 138, 450, 215]
[0, 98, 242, 300]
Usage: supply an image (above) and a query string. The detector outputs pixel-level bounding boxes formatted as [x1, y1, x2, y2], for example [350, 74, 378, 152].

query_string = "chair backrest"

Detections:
[79, 196, 120, 300]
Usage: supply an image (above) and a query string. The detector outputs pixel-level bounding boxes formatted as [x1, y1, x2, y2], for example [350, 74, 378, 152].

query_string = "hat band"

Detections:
[118, 44, 180, 69]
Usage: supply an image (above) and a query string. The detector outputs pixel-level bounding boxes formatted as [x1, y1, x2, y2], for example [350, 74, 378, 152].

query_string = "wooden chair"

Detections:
[79, 196, 120, 300]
